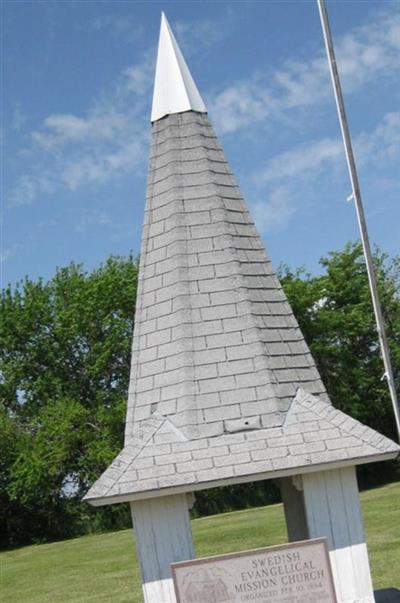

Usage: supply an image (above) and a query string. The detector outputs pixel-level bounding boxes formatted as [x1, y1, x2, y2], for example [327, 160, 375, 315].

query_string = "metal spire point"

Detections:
[151, 12, 207, 122]
[317, 0, 400, 441]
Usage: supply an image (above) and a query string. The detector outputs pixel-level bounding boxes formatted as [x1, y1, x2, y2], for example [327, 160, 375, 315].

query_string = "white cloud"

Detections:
[175, 14, 234, 55]
[251, 186, 295, 234]
[11, 102, 28, 132]
[210, 9, 400, 134]
[8, 174, 55, 207]
[9, 111, 147, 205]
[1, 248, 11, 264]
[251, 110, 400, 234]
[123, 49, 155, 97]
[8, 47, 152, 207]
[8, 13, 231, 207]
[74, 209, 112, 233]
[356, 111, 400, 165]
[8, 10, 234, 208]
[209, 79, 279, 134]
[91, 14, 145, 43]
[7, 8, 399, 212]
[32, 112, 129, 151]
[49, 113, 126, 141]
[254, 110, 400, 189]
[256, 138, 343, 184]
[61, 140, 144, 191]
[337, 14, 400, 88]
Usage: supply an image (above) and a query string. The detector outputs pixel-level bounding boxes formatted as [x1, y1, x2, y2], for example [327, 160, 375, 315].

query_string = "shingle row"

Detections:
[85, 389, 399, 504]
[125, 112, 329, 441]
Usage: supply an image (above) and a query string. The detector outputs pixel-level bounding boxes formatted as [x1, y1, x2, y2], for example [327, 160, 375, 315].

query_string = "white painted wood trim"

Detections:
[302, 467, 374, 603]
[130, 494, 195, 603]
[88, 450, 398, 506]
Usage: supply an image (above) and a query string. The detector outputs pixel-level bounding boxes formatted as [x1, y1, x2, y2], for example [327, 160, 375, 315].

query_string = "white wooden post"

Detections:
[282, 467, 375, 603]
[130, 494, 195, 603]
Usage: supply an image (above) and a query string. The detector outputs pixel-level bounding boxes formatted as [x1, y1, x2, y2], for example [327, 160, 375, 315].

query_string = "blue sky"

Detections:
[3, 0, 400, 288]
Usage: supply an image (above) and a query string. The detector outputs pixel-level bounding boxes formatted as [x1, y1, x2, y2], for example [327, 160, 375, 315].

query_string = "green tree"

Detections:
[1, 244, 399, 548]
[0, 256, 138, 547]
[280, 242, 400, 441]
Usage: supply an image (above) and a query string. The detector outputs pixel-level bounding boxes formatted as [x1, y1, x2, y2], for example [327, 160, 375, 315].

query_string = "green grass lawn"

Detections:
[1, 482, 399, 602]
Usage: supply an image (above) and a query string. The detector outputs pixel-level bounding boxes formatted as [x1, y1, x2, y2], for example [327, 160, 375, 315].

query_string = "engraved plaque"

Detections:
[172, 538, 337, 603]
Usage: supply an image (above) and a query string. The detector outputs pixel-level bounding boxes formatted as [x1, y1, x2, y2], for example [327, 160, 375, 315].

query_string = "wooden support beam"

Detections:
[282, 467, 375, 603]
[280, 475, 308, 542]
[130, 493, 194, 603]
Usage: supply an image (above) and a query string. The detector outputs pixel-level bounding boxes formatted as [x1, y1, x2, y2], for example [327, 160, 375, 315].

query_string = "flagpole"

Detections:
[317, 0, 400, 441]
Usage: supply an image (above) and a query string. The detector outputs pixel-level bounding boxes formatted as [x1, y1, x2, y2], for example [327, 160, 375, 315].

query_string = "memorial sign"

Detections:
[171, 538, 337, 603]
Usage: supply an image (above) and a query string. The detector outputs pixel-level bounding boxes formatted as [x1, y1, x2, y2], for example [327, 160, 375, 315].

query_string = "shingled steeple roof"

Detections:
[85, 15, 399, 506]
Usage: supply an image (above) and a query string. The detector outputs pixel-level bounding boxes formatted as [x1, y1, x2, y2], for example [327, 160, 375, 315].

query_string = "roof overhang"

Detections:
[86, 449, 399, 506]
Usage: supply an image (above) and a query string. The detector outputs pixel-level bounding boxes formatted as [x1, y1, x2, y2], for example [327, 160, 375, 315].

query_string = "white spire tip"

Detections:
[151, 13, 207, 122]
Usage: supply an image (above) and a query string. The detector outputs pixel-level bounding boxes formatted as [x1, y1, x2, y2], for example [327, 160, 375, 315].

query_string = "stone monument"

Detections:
[84, 13, 400, 603]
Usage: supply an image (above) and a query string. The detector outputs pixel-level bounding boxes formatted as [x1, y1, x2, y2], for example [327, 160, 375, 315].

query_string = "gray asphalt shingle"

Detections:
[85, 111, 399, 506]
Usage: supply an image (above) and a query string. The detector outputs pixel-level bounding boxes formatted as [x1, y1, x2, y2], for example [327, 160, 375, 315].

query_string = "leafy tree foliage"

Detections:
[0, 257, 138, 547]
[1, 243, 399, 547]
[280, 242, 400, 441]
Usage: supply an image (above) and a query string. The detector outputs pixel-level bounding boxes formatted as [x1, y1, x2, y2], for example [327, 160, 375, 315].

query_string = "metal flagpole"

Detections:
[317, 0, 400, 441]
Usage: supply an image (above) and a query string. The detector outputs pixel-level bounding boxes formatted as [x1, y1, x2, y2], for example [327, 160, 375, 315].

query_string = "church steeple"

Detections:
[85, 14, 399, 507]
